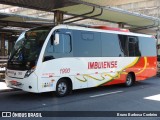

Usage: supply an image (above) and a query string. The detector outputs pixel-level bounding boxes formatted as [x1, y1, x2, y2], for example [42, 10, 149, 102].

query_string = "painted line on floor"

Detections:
[90, 91, 123, 98]
[144, 94, 160, 101]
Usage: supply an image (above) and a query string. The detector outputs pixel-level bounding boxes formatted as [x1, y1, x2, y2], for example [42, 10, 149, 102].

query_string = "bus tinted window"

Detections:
[102, 33, 123, 57]
[73, 31, 101, 57]
[118, 35, 128, 56]
[139, 37, 156, 56]
[82, 32, 94, 41]
[47, 39, 53, 53]
[54, 34, 71, 53]
[128, 37, 141, 56]
[46, 34, 71, 53]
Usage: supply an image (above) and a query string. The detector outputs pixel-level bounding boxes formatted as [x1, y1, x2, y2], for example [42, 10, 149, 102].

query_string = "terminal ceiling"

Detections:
[0, 12, 53, 28]
[0, 12, 54, 34]
[0, 0, 159, 30]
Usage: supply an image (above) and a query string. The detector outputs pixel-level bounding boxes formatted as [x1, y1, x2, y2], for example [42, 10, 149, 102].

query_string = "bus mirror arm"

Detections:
[25, 34, 27, 39]
[50, 35, 54, 45]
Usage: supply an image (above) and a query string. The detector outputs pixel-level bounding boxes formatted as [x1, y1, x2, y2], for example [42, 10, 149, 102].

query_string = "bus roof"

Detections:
[90, 26, 130, 32]
[55, 24, 153, 38]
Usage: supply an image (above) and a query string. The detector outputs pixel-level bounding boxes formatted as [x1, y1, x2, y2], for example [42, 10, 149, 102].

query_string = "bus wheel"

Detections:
[56, 79, 69, 97]
[125, 73, 134, 87]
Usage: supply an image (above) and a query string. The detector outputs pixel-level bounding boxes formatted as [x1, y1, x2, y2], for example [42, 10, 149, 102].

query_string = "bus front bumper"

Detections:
[5, 72, 39, 93]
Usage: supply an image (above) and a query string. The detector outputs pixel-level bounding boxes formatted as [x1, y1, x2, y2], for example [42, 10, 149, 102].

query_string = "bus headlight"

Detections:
[24, 69, 35, 78]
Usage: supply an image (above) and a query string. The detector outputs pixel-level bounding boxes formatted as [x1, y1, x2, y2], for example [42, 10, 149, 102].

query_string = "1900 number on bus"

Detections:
[60, 68, 70, 74]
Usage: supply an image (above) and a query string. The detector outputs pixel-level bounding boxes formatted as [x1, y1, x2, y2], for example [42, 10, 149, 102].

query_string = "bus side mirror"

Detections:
[54, 33, 59, 45]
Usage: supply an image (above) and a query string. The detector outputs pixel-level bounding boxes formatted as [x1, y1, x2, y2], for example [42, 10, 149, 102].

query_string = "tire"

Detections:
[125, 73, 134, 87]
[56, 79, 69, 97]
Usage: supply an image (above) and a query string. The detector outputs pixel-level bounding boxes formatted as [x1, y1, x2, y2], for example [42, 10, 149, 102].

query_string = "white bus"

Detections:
[5, 25, 157, 97]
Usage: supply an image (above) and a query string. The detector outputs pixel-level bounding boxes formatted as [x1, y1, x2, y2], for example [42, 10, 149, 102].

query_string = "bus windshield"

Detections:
[7, 26, 52, 70]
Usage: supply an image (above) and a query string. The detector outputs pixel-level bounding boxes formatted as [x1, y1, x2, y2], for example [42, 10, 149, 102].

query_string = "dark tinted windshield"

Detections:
[8, 27, 52, 70]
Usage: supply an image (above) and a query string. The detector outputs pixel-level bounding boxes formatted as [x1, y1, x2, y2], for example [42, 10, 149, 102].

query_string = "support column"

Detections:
[54, 10, 64, 25]
[8, 36, 12, 56]
[1, 33, 5, 56]
[156, 29, 160, 60]
[156, 29, 160, 45]
[118, 22, 125, 28]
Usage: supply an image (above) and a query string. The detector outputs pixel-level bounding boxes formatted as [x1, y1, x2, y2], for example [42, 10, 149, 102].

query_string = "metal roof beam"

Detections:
[0, 0, 78, 12]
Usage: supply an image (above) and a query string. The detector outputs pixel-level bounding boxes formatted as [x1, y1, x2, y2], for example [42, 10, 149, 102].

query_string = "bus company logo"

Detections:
[88, 61, 117, 69]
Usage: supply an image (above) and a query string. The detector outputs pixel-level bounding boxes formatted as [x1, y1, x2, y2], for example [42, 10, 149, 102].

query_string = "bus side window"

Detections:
[54, 34, 71, 53]
[47, 39, 54, 53]
[118, 35, 128, 56]
[102, 33, 123, 57]
[128, 37, 141, 57]
[139, 37, 156, 57]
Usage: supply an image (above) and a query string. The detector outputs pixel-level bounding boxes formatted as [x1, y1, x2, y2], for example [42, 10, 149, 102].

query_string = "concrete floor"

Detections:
[0, 77, 160, 120]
